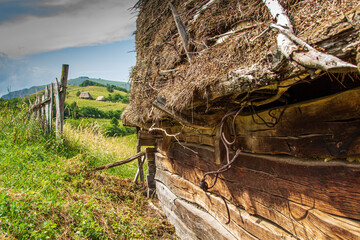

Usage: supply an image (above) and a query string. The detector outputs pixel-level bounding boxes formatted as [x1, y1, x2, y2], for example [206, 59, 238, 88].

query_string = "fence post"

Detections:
[44, 87, 49, 133]
[59, 64, 69, 134]
[36, 95, 41, 121]
[54, 78, 61, 137]
[54, 64, 69, 138]
[49, 83, 53, 133]
[135, 127, 145, 184]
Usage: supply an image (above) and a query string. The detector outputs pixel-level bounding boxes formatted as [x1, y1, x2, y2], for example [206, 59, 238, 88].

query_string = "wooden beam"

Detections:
[95, 151, 145, 171]
[234, 87, 360, 158]
[153, 96, 208, 128]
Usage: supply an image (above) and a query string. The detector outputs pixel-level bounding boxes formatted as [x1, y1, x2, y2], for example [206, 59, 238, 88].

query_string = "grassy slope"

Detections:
[66, 85, 127, 111]
[0, 106, 174, 239]
[68, 78, 130, 90]
[1, 78, 130, 99]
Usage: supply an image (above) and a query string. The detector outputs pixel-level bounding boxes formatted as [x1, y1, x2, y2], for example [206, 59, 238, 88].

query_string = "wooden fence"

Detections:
[27, 64, 69, 137]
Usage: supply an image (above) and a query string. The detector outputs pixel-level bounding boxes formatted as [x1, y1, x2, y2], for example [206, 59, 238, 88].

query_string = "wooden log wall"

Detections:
[155, 143, 360, 239]
[28, 64, 68, 138]
[152, 87, 360, 239]
[169, 87, 360, 160]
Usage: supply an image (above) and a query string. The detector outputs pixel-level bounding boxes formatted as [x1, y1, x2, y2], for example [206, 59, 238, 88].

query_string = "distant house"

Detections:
[96, 96, 105, 101]
[79, 92, 92, 99]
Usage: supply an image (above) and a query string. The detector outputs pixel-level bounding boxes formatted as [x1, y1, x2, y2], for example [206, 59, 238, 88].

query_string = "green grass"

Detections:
[66, 86, 127, 111]
[0, 105, 174, 239]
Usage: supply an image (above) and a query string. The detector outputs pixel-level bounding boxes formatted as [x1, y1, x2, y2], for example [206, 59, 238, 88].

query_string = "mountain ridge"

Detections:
[1, 77, 130, 99]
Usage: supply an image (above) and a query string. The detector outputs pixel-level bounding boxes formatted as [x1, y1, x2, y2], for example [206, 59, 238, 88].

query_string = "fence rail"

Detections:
[27, 64, 69, 137]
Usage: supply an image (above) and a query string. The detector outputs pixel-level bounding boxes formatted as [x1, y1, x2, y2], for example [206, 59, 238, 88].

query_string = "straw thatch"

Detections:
[123, 0, 360, 127]
[79, 92, 93, 99]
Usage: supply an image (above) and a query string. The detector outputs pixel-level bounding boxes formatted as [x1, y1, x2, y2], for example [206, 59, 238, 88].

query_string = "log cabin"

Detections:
[122, 0, 360, 239]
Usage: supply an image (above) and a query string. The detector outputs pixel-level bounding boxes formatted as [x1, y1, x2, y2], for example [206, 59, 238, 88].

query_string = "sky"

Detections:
[0, 0, 138, 97]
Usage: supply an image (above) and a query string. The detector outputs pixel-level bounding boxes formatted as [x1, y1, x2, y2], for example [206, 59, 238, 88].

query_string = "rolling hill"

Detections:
[1, 77, 130, 99]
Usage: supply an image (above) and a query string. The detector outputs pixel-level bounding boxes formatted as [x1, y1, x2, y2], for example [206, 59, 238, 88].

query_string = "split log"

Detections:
[262, 0, 357, 73]
[202, 6, 360, 107]
[156, 180, 239, 240]
[95, 151, 145, 171]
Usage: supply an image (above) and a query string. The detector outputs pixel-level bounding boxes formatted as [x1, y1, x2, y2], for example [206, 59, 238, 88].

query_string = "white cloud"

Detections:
[0, 53, 53, 96]
[0, 0, 137, 58]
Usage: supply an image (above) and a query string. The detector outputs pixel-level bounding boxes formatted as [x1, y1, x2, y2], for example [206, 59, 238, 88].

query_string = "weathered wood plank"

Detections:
[156, 180, 240, 240]
[159, 142, 360, 238]
[234, 87, 360, 158]
[138, 130, 162, 146]
[156, 182, 199, 240]
[155, 162, 296, 240]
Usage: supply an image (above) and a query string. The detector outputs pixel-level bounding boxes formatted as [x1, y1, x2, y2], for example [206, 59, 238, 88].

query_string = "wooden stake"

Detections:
[135, 127, 145, 184]
[49, 83, 53, 133]
[95, 151, 145, 171]
[44, 87, 49, 133]
[54, 78, 61, 138]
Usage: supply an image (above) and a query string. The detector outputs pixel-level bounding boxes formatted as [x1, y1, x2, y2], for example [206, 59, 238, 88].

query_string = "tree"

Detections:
[110, 117, 119, 126]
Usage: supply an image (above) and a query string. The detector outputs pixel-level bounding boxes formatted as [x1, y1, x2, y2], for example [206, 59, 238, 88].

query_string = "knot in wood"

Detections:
[198, 178, 208, 191]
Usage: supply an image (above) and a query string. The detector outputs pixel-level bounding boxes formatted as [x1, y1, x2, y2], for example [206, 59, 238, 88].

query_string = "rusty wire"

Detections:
[198, 95, 286, 224]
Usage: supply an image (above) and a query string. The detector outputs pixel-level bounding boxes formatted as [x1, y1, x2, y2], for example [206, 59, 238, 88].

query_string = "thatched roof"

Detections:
[79, 92, 93, 99]
[123, 0, 360, 128]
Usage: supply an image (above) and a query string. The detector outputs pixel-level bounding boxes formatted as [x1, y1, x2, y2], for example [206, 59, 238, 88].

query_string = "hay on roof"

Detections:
[79, 92, 93, 100]
[123, 0, 360, 127]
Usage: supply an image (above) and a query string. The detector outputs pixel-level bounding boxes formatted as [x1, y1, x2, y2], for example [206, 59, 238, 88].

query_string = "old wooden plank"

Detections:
[234, 87, 360, 158]
[156, 180, 240, 240]
[160, 143, 360, 237]
[170, 142, 360, 219]
[155, 162, 296, 239]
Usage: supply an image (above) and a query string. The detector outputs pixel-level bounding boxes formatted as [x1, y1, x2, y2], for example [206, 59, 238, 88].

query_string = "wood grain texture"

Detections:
[234, 87, 360, 158]
[156, 180, 239, 240]
[158, 143, 360, 238]
[155, 162, 295, 240]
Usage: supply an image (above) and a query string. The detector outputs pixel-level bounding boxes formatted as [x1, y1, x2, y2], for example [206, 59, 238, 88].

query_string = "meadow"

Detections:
[0, 98, 175, 239]
[66, 85, 127, 111]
